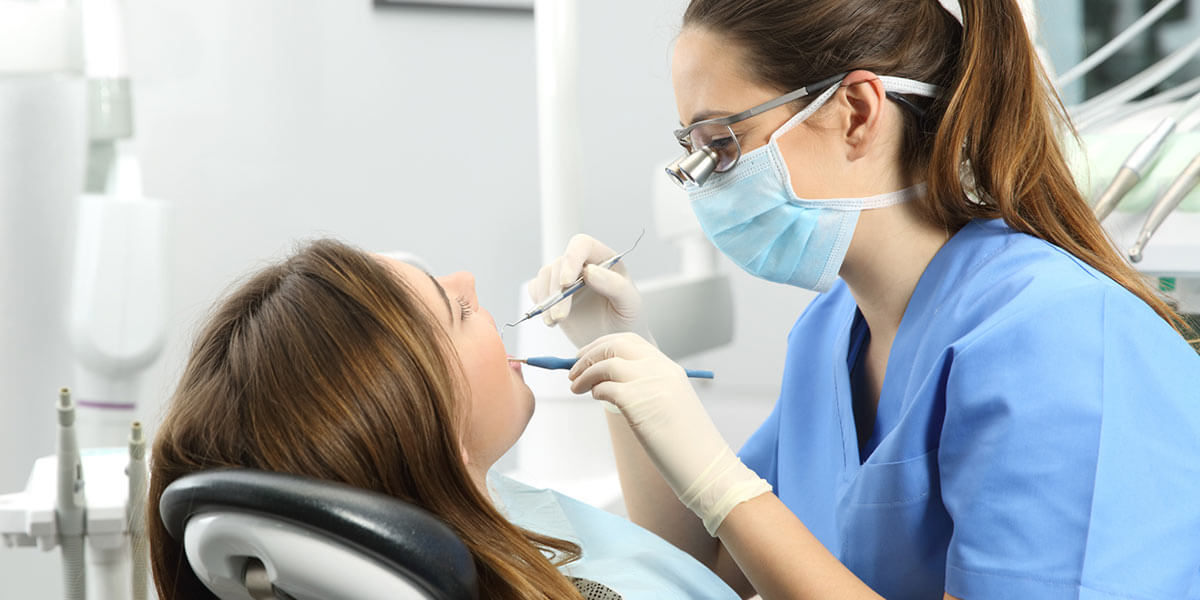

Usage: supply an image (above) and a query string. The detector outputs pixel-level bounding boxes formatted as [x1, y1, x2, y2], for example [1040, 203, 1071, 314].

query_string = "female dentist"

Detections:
[530, 0, 1200, 598]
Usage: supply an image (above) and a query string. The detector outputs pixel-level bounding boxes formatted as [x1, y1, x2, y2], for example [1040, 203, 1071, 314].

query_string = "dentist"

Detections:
[531, 0, 1200, 598]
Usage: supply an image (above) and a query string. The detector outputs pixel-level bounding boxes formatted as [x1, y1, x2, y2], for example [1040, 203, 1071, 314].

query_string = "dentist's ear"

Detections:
[839, 70, 888, 162]
[460, 444, 472, 468]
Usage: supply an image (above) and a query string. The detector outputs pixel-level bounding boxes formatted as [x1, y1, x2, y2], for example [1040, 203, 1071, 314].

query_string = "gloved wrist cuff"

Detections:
[678, 447, 773, 536]
[699, 478, 772, 535]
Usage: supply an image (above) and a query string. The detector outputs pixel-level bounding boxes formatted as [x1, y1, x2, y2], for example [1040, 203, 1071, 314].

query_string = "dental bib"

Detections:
[687, 78, 932, 292]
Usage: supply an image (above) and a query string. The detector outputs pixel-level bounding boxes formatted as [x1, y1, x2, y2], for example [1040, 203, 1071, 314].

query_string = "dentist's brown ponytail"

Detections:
[684, 0, 1191, 337]
[928, 0, 1188, 337]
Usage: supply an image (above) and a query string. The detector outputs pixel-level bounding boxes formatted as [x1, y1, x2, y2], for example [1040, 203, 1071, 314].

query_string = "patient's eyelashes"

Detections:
[457, 296, 475, 320]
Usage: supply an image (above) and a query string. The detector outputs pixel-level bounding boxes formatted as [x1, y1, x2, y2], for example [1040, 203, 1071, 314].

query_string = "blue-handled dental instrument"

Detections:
[512, 355, 714, 380]
[504, 230, 645, 330]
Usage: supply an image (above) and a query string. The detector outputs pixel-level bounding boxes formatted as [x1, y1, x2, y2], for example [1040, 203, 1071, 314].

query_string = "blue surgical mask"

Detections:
[687, 79, 931, 292]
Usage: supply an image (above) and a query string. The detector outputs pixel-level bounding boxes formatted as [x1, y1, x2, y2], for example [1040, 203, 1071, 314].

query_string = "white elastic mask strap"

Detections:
[879, 76, 943, 98]
[858, 183, 927, 210]
[793, 182, 927, 210]
[937, 0, 964, 25]
[769, 80, 843, 142]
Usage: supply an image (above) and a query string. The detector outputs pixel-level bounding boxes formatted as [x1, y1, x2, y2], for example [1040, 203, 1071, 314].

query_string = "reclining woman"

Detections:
[146, 238, 737, 600]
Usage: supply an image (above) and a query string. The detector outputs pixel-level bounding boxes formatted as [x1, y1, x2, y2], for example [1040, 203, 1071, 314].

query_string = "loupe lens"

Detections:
[688, 124, 740, 172]
[667, 147, 718, 189]
[665, 156, 691, 188]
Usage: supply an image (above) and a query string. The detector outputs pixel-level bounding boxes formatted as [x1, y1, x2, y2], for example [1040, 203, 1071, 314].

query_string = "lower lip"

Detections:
[508, 359, 523, 374]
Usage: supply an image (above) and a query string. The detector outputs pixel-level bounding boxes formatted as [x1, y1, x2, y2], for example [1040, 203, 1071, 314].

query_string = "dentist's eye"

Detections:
[457, 296, 475, 320]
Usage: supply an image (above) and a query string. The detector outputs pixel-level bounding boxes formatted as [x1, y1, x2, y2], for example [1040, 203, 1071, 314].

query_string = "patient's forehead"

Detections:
[372, 253, 452, 327]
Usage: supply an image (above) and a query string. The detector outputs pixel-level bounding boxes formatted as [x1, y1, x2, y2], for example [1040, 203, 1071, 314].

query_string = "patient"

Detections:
[147, 239, 736, 600]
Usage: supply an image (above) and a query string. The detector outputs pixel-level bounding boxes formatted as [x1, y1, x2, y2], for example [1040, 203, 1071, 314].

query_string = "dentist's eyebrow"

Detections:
[426, 272, 455, 326]
[681, 109, 733, 127]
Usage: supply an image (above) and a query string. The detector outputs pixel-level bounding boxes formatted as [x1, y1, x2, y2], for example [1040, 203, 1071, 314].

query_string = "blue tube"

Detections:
[523, 356, 714, 379]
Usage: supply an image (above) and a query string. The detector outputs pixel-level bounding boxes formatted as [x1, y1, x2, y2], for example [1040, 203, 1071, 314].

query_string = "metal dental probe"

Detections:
[503, 229, 646, 330]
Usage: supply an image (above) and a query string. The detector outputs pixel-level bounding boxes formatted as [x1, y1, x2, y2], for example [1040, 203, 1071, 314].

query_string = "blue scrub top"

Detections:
[739, 219, 1200, 599]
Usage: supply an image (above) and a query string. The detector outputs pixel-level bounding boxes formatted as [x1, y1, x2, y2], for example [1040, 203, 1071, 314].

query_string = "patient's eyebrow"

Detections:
[426, 272, 454, 326]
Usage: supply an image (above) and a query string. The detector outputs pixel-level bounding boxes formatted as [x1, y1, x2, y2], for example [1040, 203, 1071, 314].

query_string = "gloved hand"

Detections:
[529, 234, 651, 349]
[568, 333, 772, 535]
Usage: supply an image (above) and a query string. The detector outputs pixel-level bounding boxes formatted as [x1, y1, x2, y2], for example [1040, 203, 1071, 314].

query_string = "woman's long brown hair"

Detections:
[684, 0, 1193, 339]
[147, 239, 584, 599]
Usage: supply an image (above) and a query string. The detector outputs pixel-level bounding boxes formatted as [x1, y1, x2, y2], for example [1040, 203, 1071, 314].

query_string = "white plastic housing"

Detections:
[68, 164, 169, 448]
[81, 0, 130, 79]
[0, 1, 83, 75]
[0, 449, 131, 552]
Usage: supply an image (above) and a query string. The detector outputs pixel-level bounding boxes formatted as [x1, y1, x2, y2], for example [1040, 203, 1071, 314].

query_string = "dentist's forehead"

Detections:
[672, 28, 781, 126]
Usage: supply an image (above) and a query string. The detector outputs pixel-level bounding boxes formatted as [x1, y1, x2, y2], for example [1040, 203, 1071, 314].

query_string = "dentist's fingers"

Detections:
[569, 356, 640, 395]
[574, 332, 657, 377]
[546, 236, 600, 324]
[561, 234, 619, 286]
[531, 262, 558, 325]
[530, 263, 553, 303]
[544, 255, 577, 324]
[589, 380, 624, 407]
[549, 293, 573, 322]
[581, 265, 639, 313]
[570, 335, 619, 379]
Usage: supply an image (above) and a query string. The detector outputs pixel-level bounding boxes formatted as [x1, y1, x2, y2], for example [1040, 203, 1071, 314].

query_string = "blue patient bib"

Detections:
[489, 473, 739, 600]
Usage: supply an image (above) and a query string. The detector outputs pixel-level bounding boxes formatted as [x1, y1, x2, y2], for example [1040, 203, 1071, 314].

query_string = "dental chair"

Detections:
[160, 469, 478, 600]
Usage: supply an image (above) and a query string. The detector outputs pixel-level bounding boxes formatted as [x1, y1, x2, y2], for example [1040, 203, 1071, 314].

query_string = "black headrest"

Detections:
[160, 468, 478, 600]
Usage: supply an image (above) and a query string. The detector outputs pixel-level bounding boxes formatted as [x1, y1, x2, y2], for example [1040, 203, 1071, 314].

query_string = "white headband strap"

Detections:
[937, 0, 964, 25]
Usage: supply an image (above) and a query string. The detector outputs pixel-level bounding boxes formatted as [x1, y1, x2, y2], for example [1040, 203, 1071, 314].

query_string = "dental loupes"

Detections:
[505, 229, 645, 329]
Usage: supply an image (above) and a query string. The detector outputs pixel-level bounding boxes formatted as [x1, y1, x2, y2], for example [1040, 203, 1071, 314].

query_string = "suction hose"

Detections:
[57, 388, 87, 600]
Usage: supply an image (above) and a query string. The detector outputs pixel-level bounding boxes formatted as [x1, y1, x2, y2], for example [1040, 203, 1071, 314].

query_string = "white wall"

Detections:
[2, 1, 813, 597]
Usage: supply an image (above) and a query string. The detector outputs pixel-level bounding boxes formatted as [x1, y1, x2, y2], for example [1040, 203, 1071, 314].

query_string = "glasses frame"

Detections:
[671, 72, 849, 163]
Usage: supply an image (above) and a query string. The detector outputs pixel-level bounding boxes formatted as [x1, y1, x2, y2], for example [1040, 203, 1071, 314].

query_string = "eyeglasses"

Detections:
[667, 73, 847, 189]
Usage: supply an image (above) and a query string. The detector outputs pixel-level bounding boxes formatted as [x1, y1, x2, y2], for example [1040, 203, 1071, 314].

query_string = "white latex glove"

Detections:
[568, 333, 772, 535]
[528, 234, 650, 349]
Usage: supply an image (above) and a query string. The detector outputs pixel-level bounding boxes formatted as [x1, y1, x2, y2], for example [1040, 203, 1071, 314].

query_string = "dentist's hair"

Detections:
[683, 0, 1191, 338]
[147, 239, 584, 600]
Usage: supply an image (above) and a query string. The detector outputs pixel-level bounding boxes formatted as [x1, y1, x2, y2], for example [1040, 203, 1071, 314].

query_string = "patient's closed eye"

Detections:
[457, 296, 474, 320]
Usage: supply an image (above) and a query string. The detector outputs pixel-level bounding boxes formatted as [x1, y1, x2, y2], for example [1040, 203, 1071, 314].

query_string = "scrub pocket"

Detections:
[835, 448, 952, 600]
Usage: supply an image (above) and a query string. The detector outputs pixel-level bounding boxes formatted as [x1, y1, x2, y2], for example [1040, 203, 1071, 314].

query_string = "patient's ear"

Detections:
[459, 444, 472, 467]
